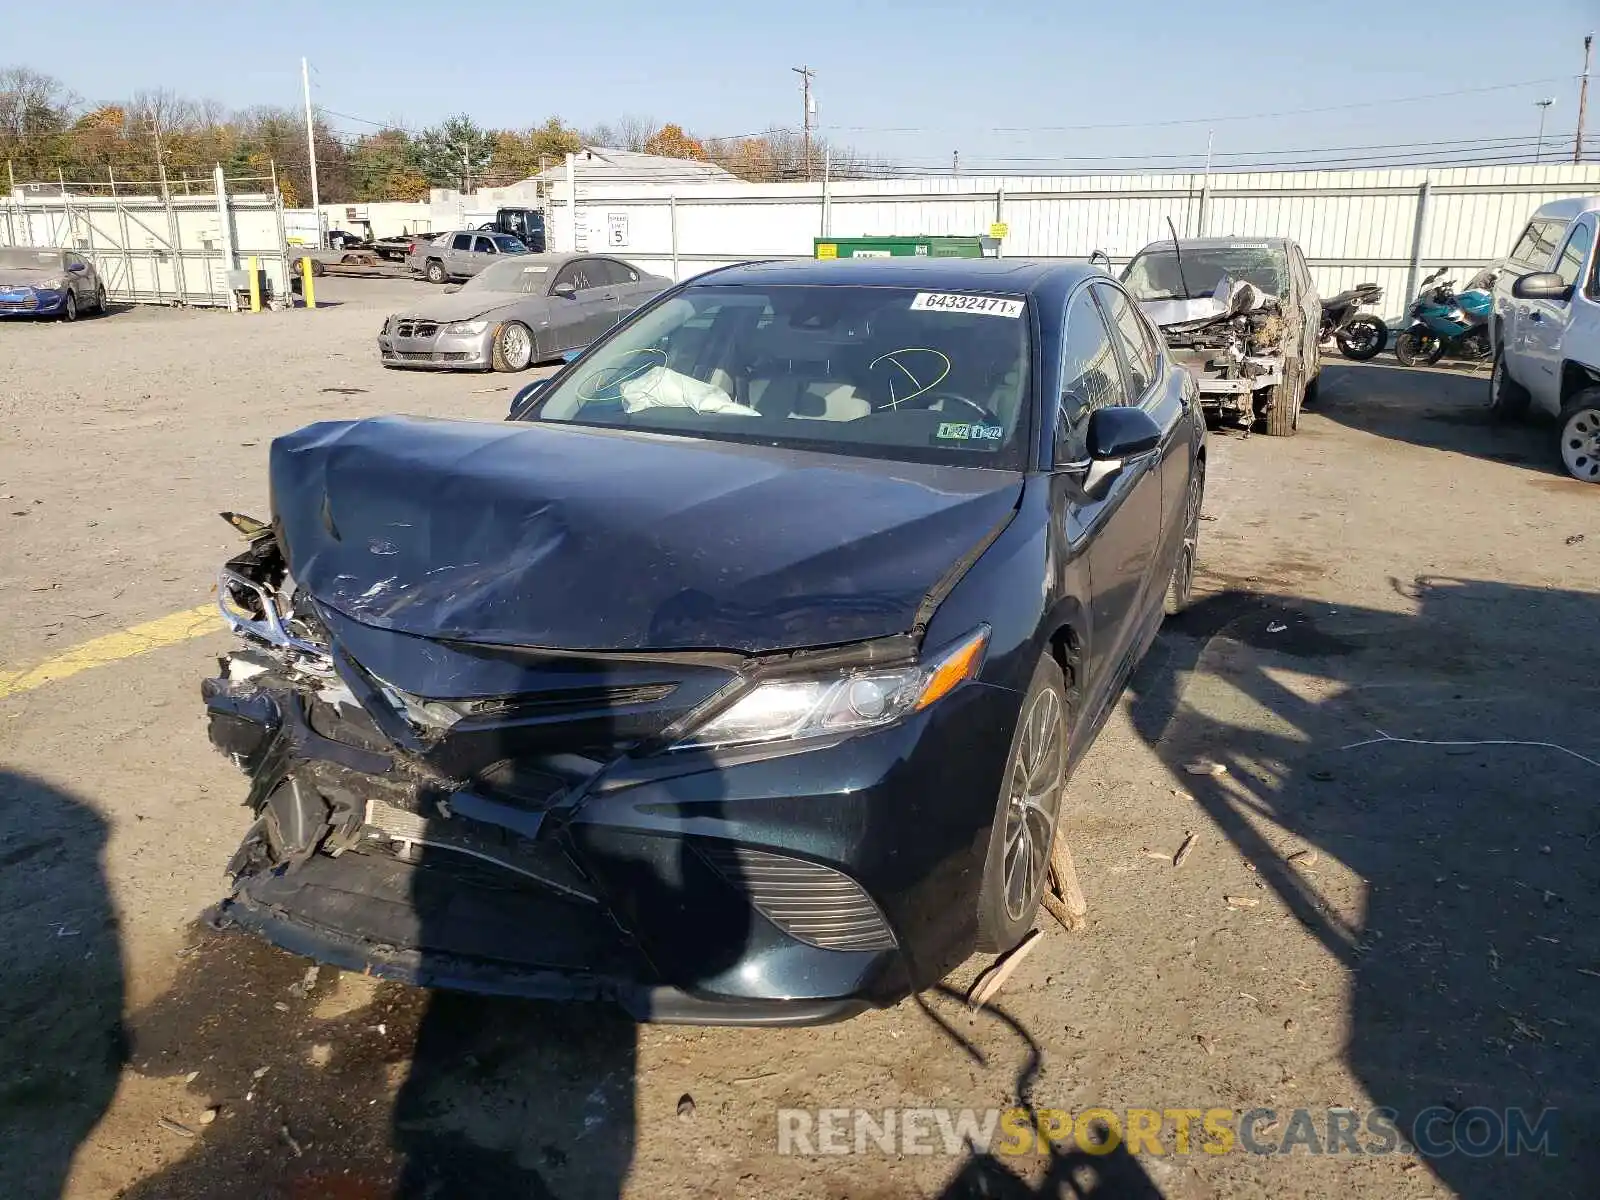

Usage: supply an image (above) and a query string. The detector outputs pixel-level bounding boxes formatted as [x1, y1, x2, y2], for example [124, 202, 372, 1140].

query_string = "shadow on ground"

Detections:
[1126, 574, 1600, 1197]
[1310, 361, 1567, 478]
[0, 770, 125, 1200]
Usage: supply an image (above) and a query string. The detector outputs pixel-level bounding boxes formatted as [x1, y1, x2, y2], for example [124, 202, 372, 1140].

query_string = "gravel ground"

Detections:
[1, 282, 1597, 1200]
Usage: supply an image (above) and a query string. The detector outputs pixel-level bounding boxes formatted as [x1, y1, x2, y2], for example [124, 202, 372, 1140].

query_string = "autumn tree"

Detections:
[643, 123, 705, 161]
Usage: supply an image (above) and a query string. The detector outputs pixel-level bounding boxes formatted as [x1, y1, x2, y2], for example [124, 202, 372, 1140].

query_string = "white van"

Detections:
[1489, 196, 1600, 482]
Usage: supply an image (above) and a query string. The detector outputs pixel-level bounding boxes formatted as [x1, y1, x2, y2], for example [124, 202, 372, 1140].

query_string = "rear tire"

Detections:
[1558, 388, 1600, 484]
[424, 259, 448, 285]
[491, 321, 534, 372]
[1336, 315, 1387, 360]
[1488, 348, 1531, 422]
[1395, 330, 1443, 367]
[976, 654, 1069, 953]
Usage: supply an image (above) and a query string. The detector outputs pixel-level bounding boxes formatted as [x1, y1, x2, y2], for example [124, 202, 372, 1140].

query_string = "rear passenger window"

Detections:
[1093, 284, 1157, 399]
[451, 233, 471, 251]
[1554, 222, 1593, 290]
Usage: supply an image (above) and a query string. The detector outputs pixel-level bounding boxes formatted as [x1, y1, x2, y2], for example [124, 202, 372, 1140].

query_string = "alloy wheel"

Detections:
[1561, 407, 1600, 483]
[1001, 687, 1064, 921]
[500, 323, 532, 369]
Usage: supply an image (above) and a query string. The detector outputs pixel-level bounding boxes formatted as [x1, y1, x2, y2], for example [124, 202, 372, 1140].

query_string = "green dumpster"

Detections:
[814, 235, 1000, 260]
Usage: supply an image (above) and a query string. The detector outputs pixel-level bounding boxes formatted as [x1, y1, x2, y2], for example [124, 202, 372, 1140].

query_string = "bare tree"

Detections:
[583, 114, 659, 152]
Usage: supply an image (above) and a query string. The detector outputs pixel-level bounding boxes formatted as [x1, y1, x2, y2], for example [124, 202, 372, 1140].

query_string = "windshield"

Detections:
[1122, 243, 1288, 302]
[464, 258, 552, 293]
[0, 248, 61, 270]
[524, 283, 1031, 468]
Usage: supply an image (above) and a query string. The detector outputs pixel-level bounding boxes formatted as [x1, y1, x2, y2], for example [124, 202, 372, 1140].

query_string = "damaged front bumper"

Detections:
[202, 535, 1013, 1025]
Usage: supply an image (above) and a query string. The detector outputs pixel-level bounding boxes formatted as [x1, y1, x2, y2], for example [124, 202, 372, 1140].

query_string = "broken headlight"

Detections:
[674, 626, 989, 750]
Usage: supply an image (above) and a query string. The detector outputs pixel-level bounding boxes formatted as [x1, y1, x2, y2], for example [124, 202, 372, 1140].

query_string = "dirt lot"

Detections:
[2, 280, 1597, 1200]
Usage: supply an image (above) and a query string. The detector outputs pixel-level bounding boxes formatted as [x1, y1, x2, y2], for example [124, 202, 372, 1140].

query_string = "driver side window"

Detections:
[1057, 287, 1127, 461]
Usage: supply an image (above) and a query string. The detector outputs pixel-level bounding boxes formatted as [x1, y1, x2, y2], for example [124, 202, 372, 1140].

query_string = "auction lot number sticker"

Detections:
[910, 293, 1024, 318]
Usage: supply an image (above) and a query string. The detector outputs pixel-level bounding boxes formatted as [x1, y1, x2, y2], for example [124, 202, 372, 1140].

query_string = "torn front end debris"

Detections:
[1143, 277, 1287, 425]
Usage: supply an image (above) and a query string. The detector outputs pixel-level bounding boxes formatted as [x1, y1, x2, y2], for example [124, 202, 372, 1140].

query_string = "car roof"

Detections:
[1529, 195, 1600, 221]
[1133, 236, 1293, 253]
[686, 257, 1098, 293]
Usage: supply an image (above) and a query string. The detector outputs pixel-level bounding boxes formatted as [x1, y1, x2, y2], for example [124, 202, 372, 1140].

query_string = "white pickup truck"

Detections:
[1489, 195, 1600, 483]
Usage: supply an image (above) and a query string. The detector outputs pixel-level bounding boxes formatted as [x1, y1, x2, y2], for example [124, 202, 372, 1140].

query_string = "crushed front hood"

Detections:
[388, 291, 519, 323]
[270, 416, 1022, 655]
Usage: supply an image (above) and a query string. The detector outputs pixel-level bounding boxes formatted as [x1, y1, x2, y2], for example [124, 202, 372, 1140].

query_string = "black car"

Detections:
[203, 258, 1205, 1024]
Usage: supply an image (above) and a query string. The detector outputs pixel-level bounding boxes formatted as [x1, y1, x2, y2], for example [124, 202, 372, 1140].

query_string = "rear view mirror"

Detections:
[1512, 272, 1572, 302]
[1069, 407, 1163, 497]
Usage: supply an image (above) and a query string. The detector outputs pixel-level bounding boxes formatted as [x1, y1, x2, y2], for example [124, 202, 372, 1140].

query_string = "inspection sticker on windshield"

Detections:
[910, 292, 1023, 318]
[937, 421, 1005, 442]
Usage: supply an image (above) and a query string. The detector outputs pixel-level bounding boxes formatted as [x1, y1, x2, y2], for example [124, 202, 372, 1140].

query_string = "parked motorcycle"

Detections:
[1319, 282, 1388, 360]
[1393, 267, 1495, 366]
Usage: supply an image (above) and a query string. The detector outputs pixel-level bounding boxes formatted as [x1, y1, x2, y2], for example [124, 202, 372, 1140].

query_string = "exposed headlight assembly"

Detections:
[444, 319, 489, 335]
[675, 626, 990, 750]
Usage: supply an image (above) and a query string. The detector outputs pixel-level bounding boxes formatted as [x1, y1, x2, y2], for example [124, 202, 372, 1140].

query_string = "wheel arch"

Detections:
[1560, 359, 1600, 406]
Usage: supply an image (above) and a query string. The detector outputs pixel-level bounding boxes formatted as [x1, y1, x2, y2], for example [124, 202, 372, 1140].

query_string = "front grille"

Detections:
[393, 319, 439, 338]
[697, 844, 896, 952]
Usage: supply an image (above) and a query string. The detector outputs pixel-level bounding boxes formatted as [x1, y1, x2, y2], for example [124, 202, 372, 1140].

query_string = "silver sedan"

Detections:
[377, 254, 670, 371]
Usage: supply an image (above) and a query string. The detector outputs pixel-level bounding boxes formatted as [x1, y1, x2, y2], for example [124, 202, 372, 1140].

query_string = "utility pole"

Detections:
[1536, 98, 1556, 163]
[1577, 34, 1594, 164]
[792, 65, 815, 181]
[300, 57, 322, 247]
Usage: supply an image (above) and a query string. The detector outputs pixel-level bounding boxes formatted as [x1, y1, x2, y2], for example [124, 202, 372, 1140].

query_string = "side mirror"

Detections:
[441, 284, 461, 294]
[1068, 406, 1162, 496]
[552, 281, 578, 299]
[508, 378, 550, 419]
[68, 261, 87, 273]
[1512, 272, 1572, 302]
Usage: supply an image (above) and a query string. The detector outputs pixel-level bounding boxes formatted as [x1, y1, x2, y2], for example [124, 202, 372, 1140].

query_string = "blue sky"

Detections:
[10, 0, 1598, 168]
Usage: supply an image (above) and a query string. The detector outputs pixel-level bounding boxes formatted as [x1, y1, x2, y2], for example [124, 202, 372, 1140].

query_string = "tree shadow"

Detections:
[1125, 576, 1600, 1195]
[1311, 362, 1564, 476]
[0, 769, 125, 1200]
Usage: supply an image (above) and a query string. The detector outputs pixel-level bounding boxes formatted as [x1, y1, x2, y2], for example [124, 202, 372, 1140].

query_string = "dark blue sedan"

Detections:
[201, 257, 1204, 1024]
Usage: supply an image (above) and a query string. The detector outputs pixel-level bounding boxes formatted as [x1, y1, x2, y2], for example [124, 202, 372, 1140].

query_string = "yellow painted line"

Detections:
[0, 604, 220, 701]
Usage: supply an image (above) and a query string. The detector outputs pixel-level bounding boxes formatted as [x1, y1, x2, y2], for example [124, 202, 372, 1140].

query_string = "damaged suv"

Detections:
[201, 258, 1203, 1024]
[1122, 237, 1321, 436]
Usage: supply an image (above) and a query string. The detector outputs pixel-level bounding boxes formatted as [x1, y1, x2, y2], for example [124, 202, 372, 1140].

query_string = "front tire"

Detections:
[1165, 457, 1204, 616]
[1394, 330, 1443, 366]
[1336, 315, 1387, 360]
[59, 291, 77, 322]
[1261, 362, 1303, 437]
[424, 259, 448, 285]
[976, 654, 1069, 952]
[1488, 349, 1531, 422]
[1558, 389, 1600, 483]
[92, 283, 107, 313]
[492, 321, 534, 372]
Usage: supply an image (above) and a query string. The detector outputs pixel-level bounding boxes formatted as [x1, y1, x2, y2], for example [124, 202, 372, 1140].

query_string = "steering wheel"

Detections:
[885, 391, 1001, 424]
